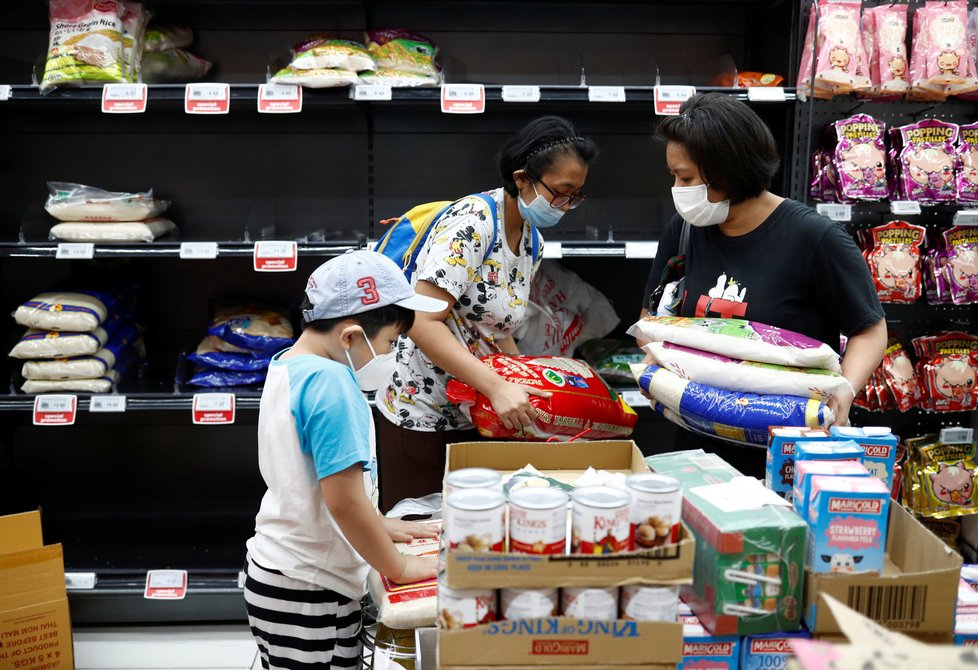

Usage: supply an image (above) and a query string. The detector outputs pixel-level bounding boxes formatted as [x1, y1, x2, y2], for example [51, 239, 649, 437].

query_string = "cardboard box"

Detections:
[0, 511, 73, 670]
[443, 441, 695, 590]
[646, 450, 806, 637]
[437, 617, 683, 669]
[766, 427, 832, 500]
[804, 502, 961, 634]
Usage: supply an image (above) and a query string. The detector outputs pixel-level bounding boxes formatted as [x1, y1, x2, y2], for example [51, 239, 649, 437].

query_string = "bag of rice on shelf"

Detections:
[23, 372, 118, 394]
[578, 338, 646, 385]
[366, 29, 438, 76]
[41, 0, 127, 92]
[358, 68, 440, 88]
[143, 24, 193, 52]
[46, 182, 169, 222]
[270, 66, 358, 88]
[22, 323, 143, 381]
[50, 217, 177, 243]
[206, 305, 294, 356]
[187, 367, 267, 388]
[187, 336, 271, 371]
[140, 49, 212, 83]
[10, 327, 111, 359]
[290, 35, 375, 72]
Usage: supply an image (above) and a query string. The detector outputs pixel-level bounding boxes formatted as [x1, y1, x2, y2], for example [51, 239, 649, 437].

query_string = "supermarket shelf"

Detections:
[0, 391, 262, 412]
[0, 240, 359, 259]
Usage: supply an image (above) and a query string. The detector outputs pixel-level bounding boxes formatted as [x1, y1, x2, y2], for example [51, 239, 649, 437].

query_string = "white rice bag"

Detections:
[645, 342, 851, 401]
[14, 291, 112, 332]
[365, 521, 439, 629]
[290, 37, 375, 72]
[46, 182, 169, 222]
[50, 217, 176, 243]
[23, 372, 118, 394]
[358, 68, 440, 88]
[9, 328, 109, 360]
[22, 323, 143, 380]
[628, 316, 842, 372]
[270, 66, 358, 88]
[41, 0, 126, 92]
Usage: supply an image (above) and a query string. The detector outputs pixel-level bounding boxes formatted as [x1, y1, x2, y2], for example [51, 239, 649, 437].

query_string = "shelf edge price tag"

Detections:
[624, 241, 659, 259]
[953, 210, 978, 226]
[102, 83, 147, 113]
[89, 395, 127, 413]
[257, 83, 302, 113]
[501, 85, 541, 103]
[746, 86, 786, 102]
[353, 84, 392, 101]
[440, 84, 486, 114]
[253, 240, 298, 272]
[0, 85, 12, 102]
[65, 572, 97, 590]
[180, 242, 219, 259]
[56, 243, 94, 260]
[890, 200, 922, 216]
[192, 393, 236, 425]
[622, 391, 650, 408]
[588, 86, 627, 103]
[941, 427, 974, 445]
[816, 203, 852, 222]
[543, 241, 563, 259]
[33, 394, 77, 426]
[145, 569, 188, 600]
[185, 83, 231, 114]
[654, 85, 696, 115]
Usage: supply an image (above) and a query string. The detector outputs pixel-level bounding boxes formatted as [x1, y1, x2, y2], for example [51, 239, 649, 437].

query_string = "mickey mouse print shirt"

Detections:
[379, 188, 543, 432]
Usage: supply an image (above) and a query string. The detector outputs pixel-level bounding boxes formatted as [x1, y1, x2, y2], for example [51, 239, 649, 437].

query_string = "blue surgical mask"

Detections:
[517, 183, 565, 229]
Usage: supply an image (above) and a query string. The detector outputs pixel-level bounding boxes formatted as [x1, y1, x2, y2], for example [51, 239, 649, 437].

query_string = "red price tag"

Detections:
[33, 394, 77, 426]
[185, 83, 231, 114]
[144, 570, 188, 600]
[257, 83, 302, 113]
[440, 84, 486, 114]
[192, 393, 236, 425]
[102, 83, 148, 113]
[654, 85, 696, 116]
[253, 241, 298, 272]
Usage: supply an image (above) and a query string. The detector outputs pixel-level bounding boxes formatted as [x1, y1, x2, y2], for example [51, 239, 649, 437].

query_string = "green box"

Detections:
[646, 450, 806, 636]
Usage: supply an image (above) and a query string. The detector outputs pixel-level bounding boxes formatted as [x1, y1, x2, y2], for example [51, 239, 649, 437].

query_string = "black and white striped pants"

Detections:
[244, 555, 362, 669]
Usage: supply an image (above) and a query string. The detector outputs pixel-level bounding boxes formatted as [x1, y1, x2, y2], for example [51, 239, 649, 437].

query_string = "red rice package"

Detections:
[942, 226, 978, 305]
[914, 332, 978, 412]
[834, 115, 889, 201]
[446, 354, 638, 441]
[899, 119, 959, 202]
[881, 339, 923, 412]
[867, 221, 926, 303]
[957, 122, 978, 203]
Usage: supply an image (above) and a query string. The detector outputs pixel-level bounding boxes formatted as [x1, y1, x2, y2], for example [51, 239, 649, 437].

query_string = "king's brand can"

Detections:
[619, 585, 679, 621]
[508, 487, 568, 555]
[560, 587, 619, 621]
[444, 488, 505, 553]
[437, 578, 497, 629]
[626, 473, 683, 547]
[500, 588, 559, 620]
[444, 468, 503, 497]
[570, 486, 632, 554]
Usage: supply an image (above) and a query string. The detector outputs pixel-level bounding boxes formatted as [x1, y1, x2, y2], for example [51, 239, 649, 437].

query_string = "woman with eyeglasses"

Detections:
[376, 116, 597, 511]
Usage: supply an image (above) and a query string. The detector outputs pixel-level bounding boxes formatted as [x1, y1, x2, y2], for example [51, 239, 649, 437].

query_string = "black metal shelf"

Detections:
[0, 240, 360, 259]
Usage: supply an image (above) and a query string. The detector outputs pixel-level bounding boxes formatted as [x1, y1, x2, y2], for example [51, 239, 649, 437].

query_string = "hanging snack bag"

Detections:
[899, 120, 959, 202]
[207, 305, 295, 356]
[915, 332, 978, 412]
[907, 437, 978, 519]
[834, 115, 889, 201]
[873, 4, 910, 94]
[41, 0, 126, 92]
[290, 35, 375, 72]
[867, 221, 926, 303]
[942, 226, 978, 304]
[922, 1, 975, 87]
[367, 29, 438, 76]
[880, 339, 923, 412]
[446, 354, 638, 441]
[958, 123, 978, 203]
[813, 1, 870, 96]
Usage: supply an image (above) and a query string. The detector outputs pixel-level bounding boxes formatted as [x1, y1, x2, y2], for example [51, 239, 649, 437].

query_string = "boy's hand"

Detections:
[389, 554, 437, 585]
[383, 517, 438, 543]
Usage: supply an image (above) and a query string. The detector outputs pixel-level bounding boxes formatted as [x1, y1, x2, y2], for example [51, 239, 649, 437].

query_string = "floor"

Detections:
[73, 626, 263, 670]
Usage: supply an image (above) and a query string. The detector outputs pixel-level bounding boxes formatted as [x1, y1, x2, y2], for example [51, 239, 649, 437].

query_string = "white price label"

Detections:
[255, 241, 293, 258]
[624, 242, 659, 259]
[260, 83, 299, 100]
[747, 86, 786, 102]
[180, 242, 219, 259]
[501, 85, 541, 102]
[65, 572, 97, 590]
[104, 83, 145, 100]
[56, 243, 94, 260]
[953, 210, 978, 226]
[543, 241, 563, 259]
[353, 84, 392, 101]
[816, 203, 852, 222]
[941, 427, 974, 445]
[187, 83, 226, 100]
[654, 85, 696, 115]
[101, 83, 148, 113]
[89, 395, 126, 413]
[0, 85, 11, 101]
[195, 393, 233, 412]
[890, 200, 922, 215]
[588, 86, 627, 103]
[622, 391, 650, 408]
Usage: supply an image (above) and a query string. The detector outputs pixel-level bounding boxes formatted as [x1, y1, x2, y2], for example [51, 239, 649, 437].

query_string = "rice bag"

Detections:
[41, 0, 126, 92]
[628, 316, 841, 372]
[9, 327, 110, 360]
[367, 29, 438, 76]
[270, 66, 358, 88]
[188, 367, 266, 388]
[867, 221, 926, 304]
[446, 354, 638, 441]
[942, 226, 978, 304]
[834, 115, 889, 201]
[22, 322, 142, 381]
[290, 36, 375, 72]
[23, 372, 118, 395]
[899, 120, 959, 202]
[14, 290, 121, 332]
[207, 305, 294, 356]
[914, 332, 978, 412]
[366, 521, 440, 629]
[186, 336, 272, 371]
[49, 217, 176, 243]
[958, 123, 978, 203]
[631, 363, 833, 447]
[143, 24, 193, 52]
[880, 339, 923, 413]
[644, 341, 850, 402]
[358, 68, 440, 88]
[140, 49, 212, 83]
[46, 182, 169, 222]
[578, 339, 646, 385]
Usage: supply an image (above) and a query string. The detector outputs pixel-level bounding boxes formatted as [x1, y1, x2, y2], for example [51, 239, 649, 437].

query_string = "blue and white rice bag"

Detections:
[207, 305, 294, 356]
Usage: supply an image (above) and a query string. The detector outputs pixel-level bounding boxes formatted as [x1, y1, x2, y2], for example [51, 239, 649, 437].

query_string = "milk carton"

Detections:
[793, 460, 871, 520]
[679, 611, 740, 669]
[740, 631, 810, 669]
[794, 439, 865, 465]
[830, 426, 899, 490]
[766, 427, 832, 499]
[807, 476, 890, 575]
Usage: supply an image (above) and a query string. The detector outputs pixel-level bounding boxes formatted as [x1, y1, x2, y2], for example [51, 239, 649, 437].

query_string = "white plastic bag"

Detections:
[45, 182, 169, 222]
[9, 328, 109, 359]
[41, 0, 126, 92]
[49, 217, 176, 242]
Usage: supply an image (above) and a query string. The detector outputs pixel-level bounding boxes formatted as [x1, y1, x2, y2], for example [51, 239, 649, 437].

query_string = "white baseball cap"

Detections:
[302, 250, 448, 322]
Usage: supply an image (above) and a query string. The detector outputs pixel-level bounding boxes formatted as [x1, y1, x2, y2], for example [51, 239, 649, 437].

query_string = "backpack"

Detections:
[375, 192, 541, 282]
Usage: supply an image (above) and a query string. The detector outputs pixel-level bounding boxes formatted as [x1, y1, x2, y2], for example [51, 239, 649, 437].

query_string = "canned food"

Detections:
[570, 486, 632, 554]
[508, 487, 569, 555]
[444, 488, 505, 553]
[619, 585, 679, 621]
[500, 588, 559, 620]
[437, 578, 497, 629]
[560, 587, 619, 621]
[626, 473, 683, 547]
[445, 468, 503, 497]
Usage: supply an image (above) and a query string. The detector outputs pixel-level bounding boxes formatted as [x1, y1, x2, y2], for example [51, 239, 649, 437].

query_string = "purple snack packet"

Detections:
[899, 120, 960, 203]
[957, 123, 978, 204]
[944, 226, 978, 305]
[810, 150, 826, 202]
[834, 114, 889, 201]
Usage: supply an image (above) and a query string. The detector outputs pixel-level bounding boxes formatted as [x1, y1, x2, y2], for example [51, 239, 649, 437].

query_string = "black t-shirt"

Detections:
[642, 199, 884, 353]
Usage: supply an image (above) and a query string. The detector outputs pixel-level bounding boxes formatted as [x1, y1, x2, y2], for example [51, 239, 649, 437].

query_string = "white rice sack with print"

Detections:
[46, 182, 169, 222]
[270, 66, 358, 88]
[358, 68, 440, 88]
[366, 520, 439, 629]
[23, 371, 118, 394]
[9, 328, 109, 360]
[645, 342, 851, 401]
[14, 291, 112, 332]
[50, 217, 176, 243]
[22, 323, 142, 380]
[628, 316, 841, 372]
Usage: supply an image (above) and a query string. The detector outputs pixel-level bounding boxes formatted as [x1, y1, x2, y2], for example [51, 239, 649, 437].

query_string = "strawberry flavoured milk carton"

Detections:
[807, 476, 891, 575]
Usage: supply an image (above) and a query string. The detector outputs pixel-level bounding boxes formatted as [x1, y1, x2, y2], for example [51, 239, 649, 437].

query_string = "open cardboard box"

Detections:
[0, 510, 74, 670]
[442, 441, 695, 590]
[804, 502, 961, 635]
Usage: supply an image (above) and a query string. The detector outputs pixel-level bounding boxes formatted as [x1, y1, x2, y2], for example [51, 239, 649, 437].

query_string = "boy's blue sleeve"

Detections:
[293, 366, 371, 480]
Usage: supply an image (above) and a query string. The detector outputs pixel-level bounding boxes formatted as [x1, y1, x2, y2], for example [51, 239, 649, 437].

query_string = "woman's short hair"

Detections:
[498, 116, 599, 196]
[655, 93, 780, 204]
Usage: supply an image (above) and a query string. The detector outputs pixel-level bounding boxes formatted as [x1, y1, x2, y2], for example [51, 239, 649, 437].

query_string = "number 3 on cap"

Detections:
[358, 277, 380, 305]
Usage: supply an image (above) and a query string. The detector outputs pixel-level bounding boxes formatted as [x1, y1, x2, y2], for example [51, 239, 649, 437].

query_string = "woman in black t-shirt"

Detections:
[639, 93, 887, 477]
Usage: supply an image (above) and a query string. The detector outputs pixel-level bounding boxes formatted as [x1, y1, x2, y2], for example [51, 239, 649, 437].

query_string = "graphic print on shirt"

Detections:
[694, 273, 749, 318]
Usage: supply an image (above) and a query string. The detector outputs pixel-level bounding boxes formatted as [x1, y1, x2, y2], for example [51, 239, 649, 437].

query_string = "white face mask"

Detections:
[671, 184, 730, 227]
[345, 332, 396, 392]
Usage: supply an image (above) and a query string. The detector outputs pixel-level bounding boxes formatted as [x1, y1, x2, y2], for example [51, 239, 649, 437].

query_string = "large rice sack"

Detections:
[631, 363, 833, 446]
[366, 521, 439, 629]
[447, 354, 637, 441]
[628, 316, 841, 372]
[645, 342, 851, 401]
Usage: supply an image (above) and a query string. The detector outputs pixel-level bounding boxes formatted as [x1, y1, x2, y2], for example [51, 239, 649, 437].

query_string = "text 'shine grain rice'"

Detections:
[508, 487, 568, 555]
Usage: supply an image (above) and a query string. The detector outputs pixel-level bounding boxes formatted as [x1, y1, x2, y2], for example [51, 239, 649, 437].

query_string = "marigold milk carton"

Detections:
[807, 475, 891, 575]
[830, 426, 899, 490]
[766, 427, 832, 499]
[793, 460, 871, 520]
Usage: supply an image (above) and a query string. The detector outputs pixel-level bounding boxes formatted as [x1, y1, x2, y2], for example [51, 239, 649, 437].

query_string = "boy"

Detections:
[245, 250, 445, 669]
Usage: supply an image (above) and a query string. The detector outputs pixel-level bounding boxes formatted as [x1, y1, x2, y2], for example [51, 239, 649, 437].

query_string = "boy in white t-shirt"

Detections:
[244, 250, 445, 670]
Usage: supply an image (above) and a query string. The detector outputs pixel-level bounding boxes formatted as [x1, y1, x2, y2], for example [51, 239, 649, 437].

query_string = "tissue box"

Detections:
[766, 427, 832, 500]
[830, 426, 899, 490]
[807, 476, 891, 575]
[793, 460, 871, 521]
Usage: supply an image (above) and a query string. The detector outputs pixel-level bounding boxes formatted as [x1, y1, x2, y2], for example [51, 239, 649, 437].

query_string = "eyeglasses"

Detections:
[536, 179, 587, 210]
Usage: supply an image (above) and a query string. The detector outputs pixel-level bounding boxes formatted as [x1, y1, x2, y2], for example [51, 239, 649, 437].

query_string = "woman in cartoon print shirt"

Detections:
[376, 116, 598, 511]
[640, 93, 887, 478]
